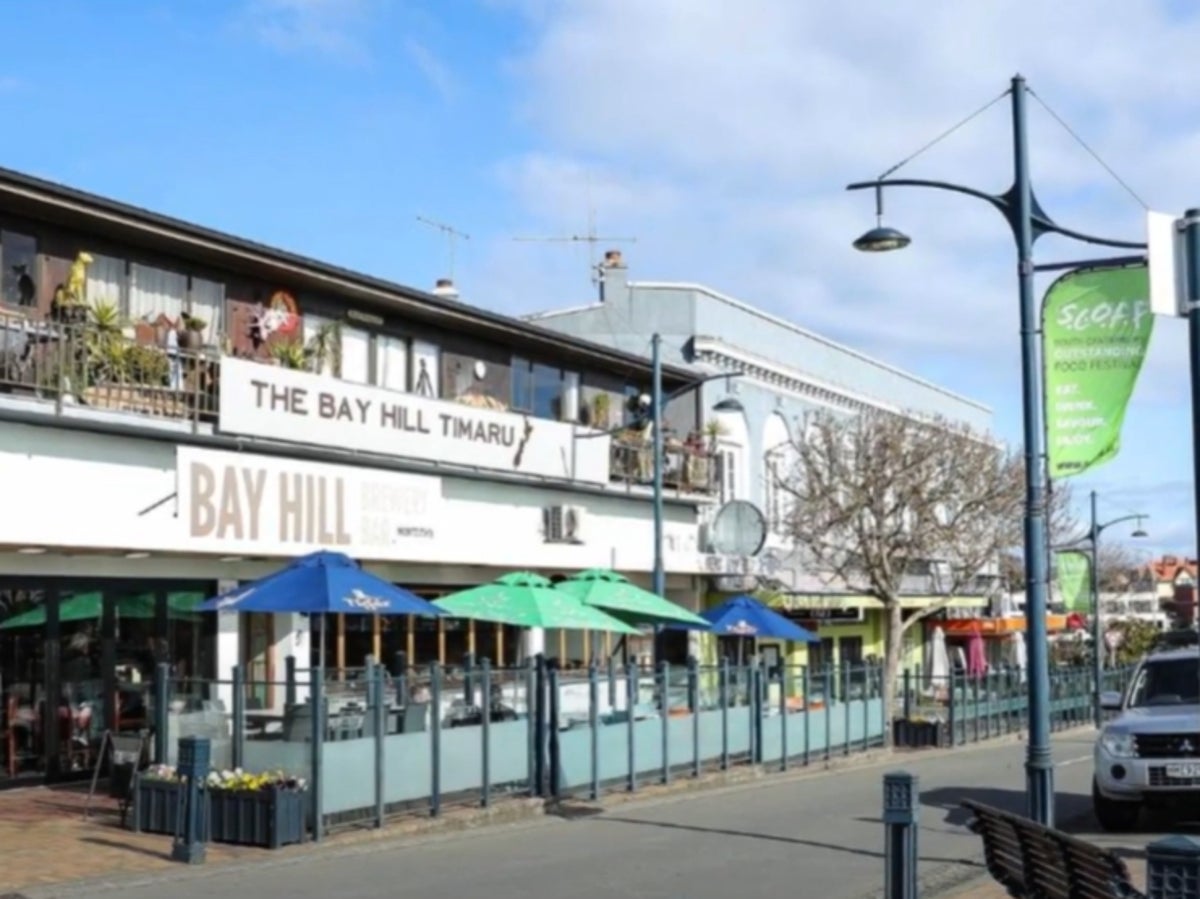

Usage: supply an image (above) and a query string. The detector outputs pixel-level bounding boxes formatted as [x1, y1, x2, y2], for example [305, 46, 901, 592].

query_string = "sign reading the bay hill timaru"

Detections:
[218, 357, 610, 484]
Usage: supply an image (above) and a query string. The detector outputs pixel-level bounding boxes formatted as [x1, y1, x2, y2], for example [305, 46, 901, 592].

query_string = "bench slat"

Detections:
[961, 799, 1144, 899]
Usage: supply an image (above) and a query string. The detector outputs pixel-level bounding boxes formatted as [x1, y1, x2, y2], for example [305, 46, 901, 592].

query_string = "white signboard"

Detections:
[177, 446, 444, 557]
[217, 357, 610, 485]
[1147, 210, 1185, 318]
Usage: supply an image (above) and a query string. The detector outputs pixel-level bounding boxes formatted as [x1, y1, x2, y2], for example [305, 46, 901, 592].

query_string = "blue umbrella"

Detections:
[702, 595, 818, 643]
[198, 550, 443, 670]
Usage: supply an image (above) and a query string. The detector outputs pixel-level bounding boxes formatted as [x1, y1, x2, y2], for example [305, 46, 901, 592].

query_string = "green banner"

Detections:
[1043, 264, 1152, 478]
[1055, 550, 1092, 613]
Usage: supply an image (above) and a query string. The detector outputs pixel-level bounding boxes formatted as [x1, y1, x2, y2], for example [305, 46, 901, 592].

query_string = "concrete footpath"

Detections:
[17, 730, 1109, 899]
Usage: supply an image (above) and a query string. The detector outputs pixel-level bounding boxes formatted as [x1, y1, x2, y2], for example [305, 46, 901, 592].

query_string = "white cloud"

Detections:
[480, 0, 1200, 550]
[239, 0, 372, 62]
[405, 39, 456, 101]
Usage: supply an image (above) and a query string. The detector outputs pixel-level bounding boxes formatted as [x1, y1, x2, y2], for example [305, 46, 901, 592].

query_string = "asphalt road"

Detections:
[39, 732, 1125, 899]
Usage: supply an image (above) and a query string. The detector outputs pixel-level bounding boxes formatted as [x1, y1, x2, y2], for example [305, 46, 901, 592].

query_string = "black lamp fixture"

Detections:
[852, 185, 912, 253]
[712, 396, 745, 413]
[1131, 516, 1149, 539]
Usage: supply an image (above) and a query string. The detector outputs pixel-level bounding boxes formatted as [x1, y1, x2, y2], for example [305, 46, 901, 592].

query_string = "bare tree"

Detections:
[776, 407, 1074, 738]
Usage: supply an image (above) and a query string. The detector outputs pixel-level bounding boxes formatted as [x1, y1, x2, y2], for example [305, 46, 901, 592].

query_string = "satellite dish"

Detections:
[710, 500, 767, 557]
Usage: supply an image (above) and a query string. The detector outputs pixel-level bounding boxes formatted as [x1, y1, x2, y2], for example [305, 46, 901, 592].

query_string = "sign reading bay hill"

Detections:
[217, 357, 610, 485]
[1042, 264, 1153, 479]
[177, 446, 443, 557]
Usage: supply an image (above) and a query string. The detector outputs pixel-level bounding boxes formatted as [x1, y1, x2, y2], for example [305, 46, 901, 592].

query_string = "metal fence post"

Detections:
[720, 658, 730, 771]
[843, 663, 851, 756]
[430, 662, 442, 817]
[548, 664, 561, 799]
[948, 670, 957, 746]
[462, 652, 475, 707]
[231, 665, 245, 770]
[588, 661, 600, 800]
[687, 655, 700, 779]
[154, 662, 170, 764]
[373, 662, 385, 828]
[882, 771, 920, 899]
[659, 661, 670, 785]
[779, 662, 789, 770]
[481, 658, 492, 809]
[802, 665, 811, 766]
[1146, 835, 1200, 899]
[532, 654, 546, 797]
[902, 668, 912, 721]
[393, 651, 408, 704]
[310, 669, 324, 843]
[607, 656, 617, 708]
[285, 655, 297, 708]
[626, 662, 638, 792]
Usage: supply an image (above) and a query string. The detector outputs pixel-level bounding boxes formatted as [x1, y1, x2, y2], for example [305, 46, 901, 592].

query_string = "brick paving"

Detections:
[0, 783, 266, 894]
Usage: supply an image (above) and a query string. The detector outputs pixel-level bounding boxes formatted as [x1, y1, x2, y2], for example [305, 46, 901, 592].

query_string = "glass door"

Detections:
[0, 587, 50, 784]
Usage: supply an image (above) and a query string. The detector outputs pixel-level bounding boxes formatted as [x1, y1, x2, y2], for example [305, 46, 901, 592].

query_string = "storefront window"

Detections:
[0, 231, 37, 308]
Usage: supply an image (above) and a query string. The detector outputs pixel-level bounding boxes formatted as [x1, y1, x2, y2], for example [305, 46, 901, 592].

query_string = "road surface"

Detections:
[38, 732, 1130, 899]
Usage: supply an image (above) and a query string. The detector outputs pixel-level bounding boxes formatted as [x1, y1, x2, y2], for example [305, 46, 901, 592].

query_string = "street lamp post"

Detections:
[1083, 490, 1148, 728]
[846, 74, 1145, 827]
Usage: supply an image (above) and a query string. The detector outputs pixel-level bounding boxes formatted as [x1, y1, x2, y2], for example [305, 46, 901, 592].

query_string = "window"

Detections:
[623, 385, 640, 425]
[130, 263, 187, 324]
[716, 448, 740, 503]
[189, 277, 224, 345]
[0, 231, 37, 307]
[340, 326, 370, 383]
[411, 340, 440, 397]
[511, 358, 575, 420]
[511, 356, 532, 411]
[375, 336, 409, 391]
[85, 254, 125, 309]
[764, 448, 784, 531]
[303, 314, 337, 376]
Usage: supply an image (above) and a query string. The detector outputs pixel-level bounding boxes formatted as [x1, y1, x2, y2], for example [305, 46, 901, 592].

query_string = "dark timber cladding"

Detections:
[0, 166, 693, 387]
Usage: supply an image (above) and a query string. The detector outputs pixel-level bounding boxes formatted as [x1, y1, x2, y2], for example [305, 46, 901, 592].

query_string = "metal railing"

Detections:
[609, 439, 718, 494]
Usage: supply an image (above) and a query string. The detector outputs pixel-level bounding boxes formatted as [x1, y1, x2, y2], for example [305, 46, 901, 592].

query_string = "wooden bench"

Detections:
[962, 800, 1144, 899]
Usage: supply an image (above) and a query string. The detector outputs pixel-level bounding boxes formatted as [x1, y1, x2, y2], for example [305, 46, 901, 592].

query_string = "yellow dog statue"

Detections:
[65, 251, 94, 302]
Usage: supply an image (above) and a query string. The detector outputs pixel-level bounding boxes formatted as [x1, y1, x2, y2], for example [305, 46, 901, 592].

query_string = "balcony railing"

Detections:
[0, 309, 720, 495]
[0, 309, 217, 424]
[609, 437, 718, 495]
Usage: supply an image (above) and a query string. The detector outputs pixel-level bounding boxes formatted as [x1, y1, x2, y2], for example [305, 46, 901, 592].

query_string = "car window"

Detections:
[1127, 658, 1200, 707]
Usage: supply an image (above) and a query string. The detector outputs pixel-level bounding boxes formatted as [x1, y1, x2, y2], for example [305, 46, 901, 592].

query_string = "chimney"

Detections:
[598, 249, 628, 303]
[432, 278, 460, 301]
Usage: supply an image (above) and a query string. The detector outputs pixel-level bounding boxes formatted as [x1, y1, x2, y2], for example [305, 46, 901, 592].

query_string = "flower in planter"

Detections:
[206, 767, 308, 792]
[142, 764, 181, 783]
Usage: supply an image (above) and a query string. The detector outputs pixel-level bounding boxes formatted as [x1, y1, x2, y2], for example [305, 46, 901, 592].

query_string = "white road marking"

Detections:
[1060, 754, 1092, 766]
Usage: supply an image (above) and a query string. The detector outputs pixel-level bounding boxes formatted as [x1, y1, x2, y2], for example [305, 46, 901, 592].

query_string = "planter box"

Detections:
[131, 778, 208, 836]
[208, 788, 307, 849]
[892, 718, 949, 749]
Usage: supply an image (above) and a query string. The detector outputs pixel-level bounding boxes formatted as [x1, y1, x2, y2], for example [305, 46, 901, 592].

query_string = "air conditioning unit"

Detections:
[543, 505, 585, 544]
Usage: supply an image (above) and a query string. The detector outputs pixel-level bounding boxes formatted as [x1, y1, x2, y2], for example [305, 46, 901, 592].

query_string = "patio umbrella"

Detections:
[197, 550, 444, 670]
[434, 572, 640, 633]
[701, 595, 818, 642]
[555, 568, 710, 627]
[927, 626, 950, 690]
[966, 623, 988, 679]
[0, 592, 203, 630]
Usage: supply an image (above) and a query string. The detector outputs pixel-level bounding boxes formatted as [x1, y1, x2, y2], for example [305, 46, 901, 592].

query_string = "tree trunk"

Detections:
[881, 601, 905, 748]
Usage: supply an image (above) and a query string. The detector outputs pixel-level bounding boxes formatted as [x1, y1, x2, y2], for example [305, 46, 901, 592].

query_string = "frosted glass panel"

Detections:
[130, 264, 186, 325]
[85, 254, 124, 308]
[376, 336, 408, 391]
[341, 327, 370, 383]
[189, 277, 224, 345]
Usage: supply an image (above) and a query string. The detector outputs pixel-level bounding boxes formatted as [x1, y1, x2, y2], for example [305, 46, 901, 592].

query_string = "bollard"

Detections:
[1146, 835, 1200, 899]
[882, 771, 919, 899]
[171, 736, 210, 865]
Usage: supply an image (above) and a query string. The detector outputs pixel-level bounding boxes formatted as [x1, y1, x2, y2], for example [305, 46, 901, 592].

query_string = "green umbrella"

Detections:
[556, 568, 710, 627]
[434, 572, 640, 633]
[0, 592, 203, 630]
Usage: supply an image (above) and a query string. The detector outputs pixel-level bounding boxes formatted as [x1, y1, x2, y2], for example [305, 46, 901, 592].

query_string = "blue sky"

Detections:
[3, 0, 1199, 556]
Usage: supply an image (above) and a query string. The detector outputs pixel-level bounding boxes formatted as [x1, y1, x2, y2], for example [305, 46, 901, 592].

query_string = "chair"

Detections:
[283, 703, 314, 742]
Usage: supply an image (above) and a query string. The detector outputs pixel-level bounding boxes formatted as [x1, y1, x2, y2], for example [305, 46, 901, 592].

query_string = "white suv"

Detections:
[1093, 644, 1200, 831]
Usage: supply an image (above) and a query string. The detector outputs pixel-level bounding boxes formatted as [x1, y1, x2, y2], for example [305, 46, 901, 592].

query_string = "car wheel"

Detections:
[1092, 779, 1141, 832]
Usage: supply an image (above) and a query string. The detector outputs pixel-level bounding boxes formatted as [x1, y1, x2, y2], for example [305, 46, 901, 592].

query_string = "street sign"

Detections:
[1147, 210, 1186, 317]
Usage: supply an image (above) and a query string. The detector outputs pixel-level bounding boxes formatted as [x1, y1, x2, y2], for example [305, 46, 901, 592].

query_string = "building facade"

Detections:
[0, 171, 717, 787]
[528, 252, 996, 670]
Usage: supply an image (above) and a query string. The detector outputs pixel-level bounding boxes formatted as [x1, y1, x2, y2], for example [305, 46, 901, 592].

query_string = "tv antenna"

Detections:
[416, 215, 471, 279]
[513, 204, 636, 283]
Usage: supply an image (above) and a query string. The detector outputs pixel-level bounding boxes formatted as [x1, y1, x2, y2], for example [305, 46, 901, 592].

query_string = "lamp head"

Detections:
[1131, 516, 1148, 539]
[712, 396, 744, 413]
[853, 225, 912, 253]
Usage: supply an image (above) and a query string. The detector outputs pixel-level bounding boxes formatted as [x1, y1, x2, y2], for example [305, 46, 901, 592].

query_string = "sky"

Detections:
[2, 0, 1197, 557]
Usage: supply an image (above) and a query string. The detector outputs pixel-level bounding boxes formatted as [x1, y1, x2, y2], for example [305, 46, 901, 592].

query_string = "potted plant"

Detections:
[591, 393, 611, 429]
[178, 314, 207, 350]
[269, 338, 308, 370]
[131, 765, 206, 836]
[205, 767, 308, 849]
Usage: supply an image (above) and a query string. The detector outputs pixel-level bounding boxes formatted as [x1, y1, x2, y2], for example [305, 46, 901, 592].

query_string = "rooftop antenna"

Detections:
[512, 177, 636, 284]
[416, 215, 471, 280]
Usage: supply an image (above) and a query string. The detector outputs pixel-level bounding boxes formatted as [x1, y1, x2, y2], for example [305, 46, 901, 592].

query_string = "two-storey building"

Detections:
[528, 251, 995, 671]
[0, 169, 717, 786]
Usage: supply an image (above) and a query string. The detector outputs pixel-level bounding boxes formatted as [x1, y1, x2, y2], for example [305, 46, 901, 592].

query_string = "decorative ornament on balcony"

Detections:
[249, 290, 300, 345]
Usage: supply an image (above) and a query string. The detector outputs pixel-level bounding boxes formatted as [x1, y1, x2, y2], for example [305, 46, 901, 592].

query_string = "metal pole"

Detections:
[882, 771, 919, 899]
[1012, 73, 1055, 827]
[651, 332, 666, 665]
[1184, 208, 1200, 705]
[1089, 490, 1103, 729]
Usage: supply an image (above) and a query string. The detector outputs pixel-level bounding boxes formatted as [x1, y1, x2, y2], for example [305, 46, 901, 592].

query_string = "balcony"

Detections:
[0, 308, 719, 495]
[608, 434, 718, 495]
